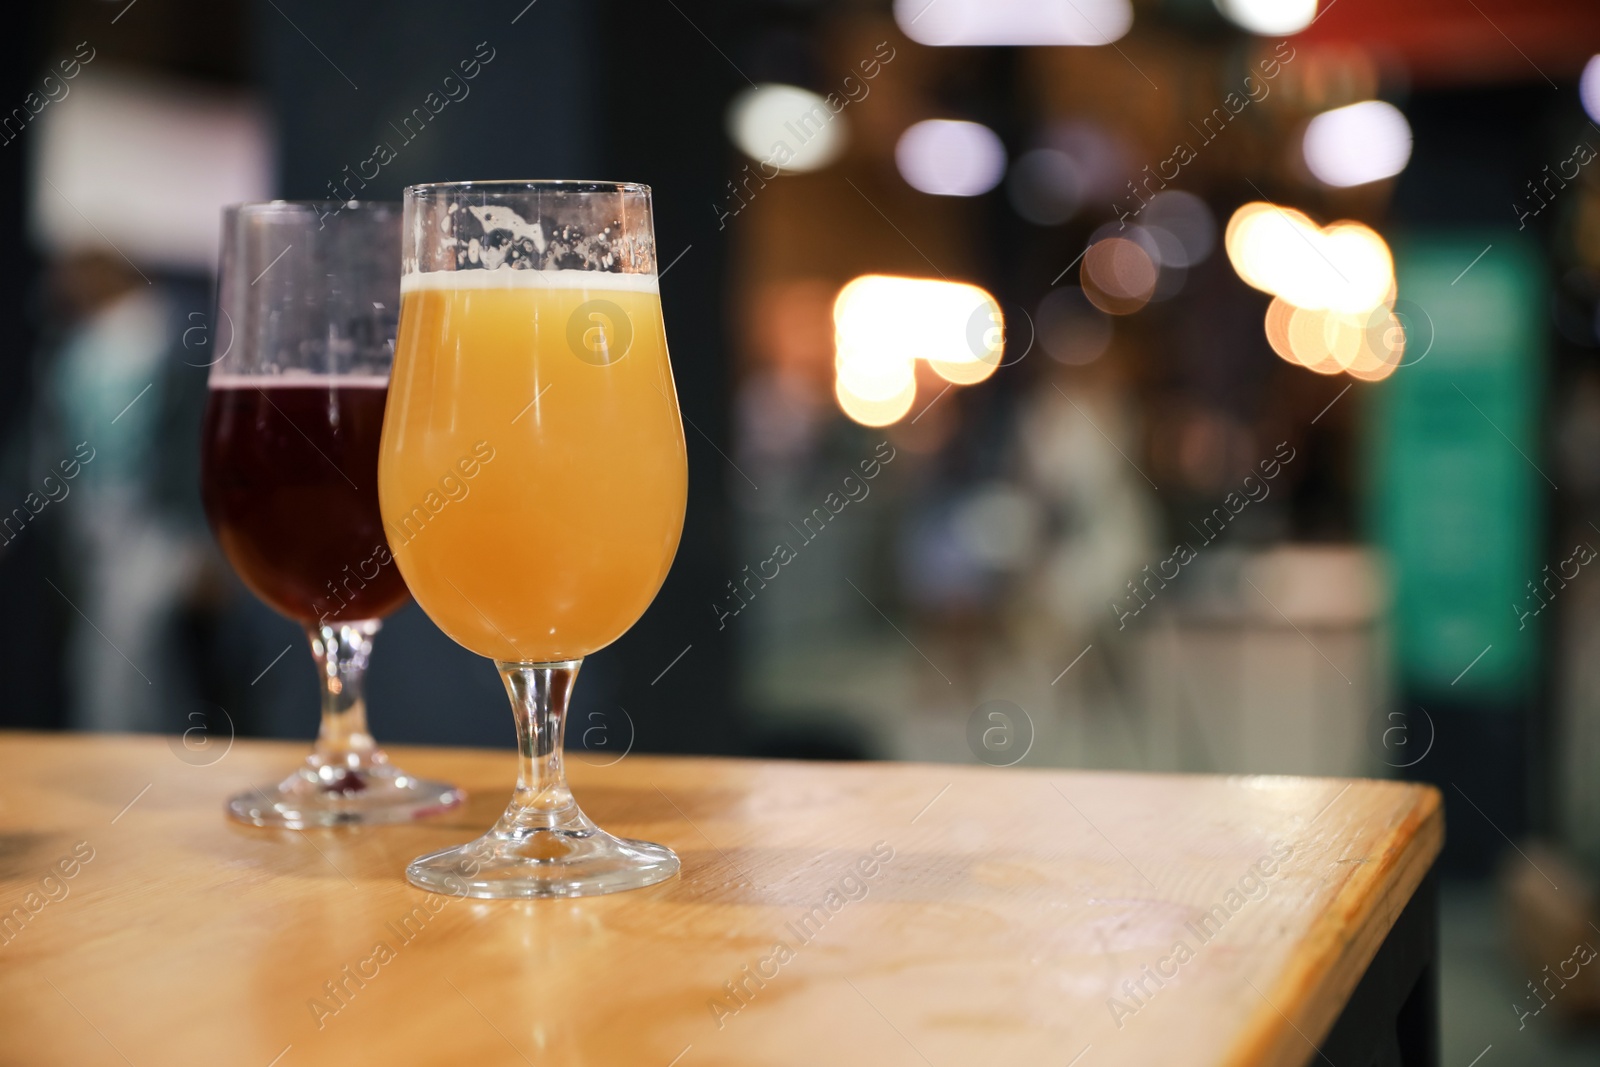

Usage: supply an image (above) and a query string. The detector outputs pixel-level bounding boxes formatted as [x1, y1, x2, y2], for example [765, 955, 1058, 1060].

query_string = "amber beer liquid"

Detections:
[378, 270, 687, 663]
[202, 377, 410, 624]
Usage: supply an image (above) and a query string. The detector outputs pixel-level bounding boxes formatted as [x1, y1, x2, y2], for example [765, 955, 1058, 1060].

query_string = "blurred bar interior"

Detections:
[5, 0, 1600, 1054]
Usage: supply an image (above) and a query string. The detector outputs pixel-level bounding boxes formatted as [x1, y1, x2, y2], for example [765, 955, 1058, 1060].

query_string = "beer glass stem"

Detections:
[496, 659, 588, 833]
[405, 654, 677, 896]
[227, 615, 462, 826]
[308, 620, 382, 769]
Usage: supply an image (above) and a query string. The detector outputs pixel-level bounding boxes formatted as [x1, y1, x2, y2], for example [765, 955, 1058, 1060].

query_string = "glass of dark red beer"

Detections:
[200, 200, 462, 827]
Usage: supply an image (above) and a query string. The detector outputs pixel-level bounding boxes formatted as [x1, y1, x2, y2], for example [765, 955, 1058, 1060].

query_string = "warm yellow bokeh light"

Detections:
[930, 289, 1002, 384]
[1346, 359, 1399, 382]
[831, 274, 1003, 425]
[1323, 310, 1368, 369]
[1285, 305, 1346, 374]
[1226, 203, 1396, 316]
[1227, 202, 1317, 297]
[1264, 296, 1405, 381]
[834, 373, 917, 426]
[928, 353, 1001, 385]
[1266, 297, 1337, 373]
[1224, 202, 1272, 279]
[1264, 296, 1299, 365]
[1321, 223, 1395, 315]
[836, 349, 916, 402]
[1350, 306, 1405, 377]
[1235, 200, 1407, 383]
[834, 275, 1002, 366]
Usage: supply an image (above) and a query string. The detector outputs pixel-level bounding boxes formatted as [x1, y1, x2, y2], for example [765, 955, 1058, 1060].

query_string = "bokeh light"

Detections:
[929, 331, 1004, 385]
[836, 348, 916, 403]
[835, 374, 917, 427]
[894, 0, 1133, 47]
[1264, 296, 1302, 365]
[1226, 201, 1318, 295]
[832, 275, 1004, 426]
[726, 84, 847, 174]
[1320, 223, 1396, 314]
[1215, 0, 1317, 36]
[1348, 305, 1405, 380]
[1141, 190, 1216, 268]
[1082, 236, 1157, 314]
[1280, 307, 1323, 370]
[1346, 356, 1399, 382]
[1286, 306, 1351, 374]
[1041, 121, 1129, 202]
[1144, 227, 1188, 300]
[1038, 288, 1113, 365]
[1583, 56, 1600, 124]
[1007, 148, 1083, 225]
[896, 120, 1007, 197]
[1225, 203, 1394, 316]
[1280, 302, 1325, 370]
[1264, 297, 1404, 381]
[1238, 198, 1406, 383]
[1302, 101, 1412, 189]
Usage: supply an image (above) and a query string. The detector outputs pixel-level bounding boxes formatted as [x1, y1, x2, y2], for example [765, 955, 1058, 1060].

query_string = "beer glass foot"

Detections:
[406, 826, 679, 899]
[404, 661, 679, 898]
[227, 760, 464, 828]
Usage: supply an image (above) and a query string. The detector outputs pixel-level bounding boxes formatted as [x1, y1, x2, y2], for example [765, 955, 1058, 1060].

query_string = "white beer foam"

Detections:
[400, 268, 660, 294]
[209, 372, 389, 389]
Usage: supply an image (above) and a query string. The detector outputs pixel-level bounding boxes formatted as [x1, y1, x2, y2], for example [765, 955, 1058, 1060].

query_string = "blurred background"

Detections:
[3, 0, 1600, 1057]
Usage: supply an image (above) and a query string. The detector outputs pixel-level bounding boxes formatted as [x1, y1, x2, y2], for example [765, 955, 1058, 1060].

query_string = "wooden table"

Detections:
[0, 733, 1441, 1067]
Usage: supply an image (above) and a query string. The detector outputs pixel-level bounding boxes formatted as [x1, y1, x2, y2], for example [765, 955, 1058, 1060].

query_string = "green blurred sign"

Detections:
[1365, 233, 1544, 701]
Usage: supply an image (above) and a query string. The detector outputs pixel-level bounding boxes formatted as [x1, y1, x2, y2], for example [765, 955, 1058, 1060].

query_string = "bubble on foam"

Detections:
[468, 205, 546, 256]
[435, 199, 654, 274]
[400, 269, 660, 294]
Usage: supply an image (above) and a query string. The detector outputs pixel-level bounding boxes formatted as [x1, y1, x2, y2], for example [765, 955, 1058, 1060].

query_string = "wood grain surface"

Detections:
[0, 732, 1441, 1067]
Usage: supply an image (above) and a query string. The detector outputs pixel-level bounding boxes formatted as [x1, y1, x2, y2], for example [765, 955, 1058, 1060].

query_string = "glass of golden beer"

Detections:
[379, 181, 686, 897]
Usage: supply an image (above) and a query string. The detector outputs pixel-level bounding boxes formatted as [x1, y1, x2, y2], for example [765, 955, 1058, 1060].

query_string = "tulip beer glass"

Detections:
[202, 201, 463, 827]
[379, 181, 687, 897]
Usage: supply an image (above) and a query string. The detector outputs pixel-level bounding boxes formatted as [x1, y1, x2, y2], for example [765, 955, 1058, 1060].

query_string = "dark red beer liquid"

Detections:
[201, 379, 409, 625]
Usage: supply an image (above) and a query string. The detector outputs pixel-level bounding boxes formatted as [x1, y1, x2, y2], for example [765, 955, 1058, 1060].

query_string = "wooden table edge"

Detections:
[1222, 780, 1444, 1067]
